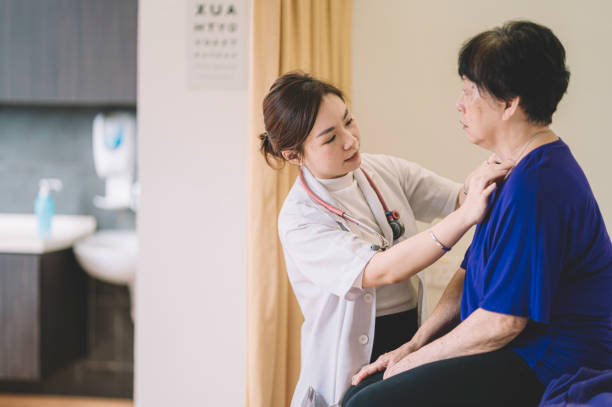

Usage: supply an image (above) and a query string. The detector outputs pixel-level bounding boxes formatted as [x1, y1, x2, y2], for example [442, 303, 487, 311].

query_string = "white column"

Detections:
[136, 1, 249, 405]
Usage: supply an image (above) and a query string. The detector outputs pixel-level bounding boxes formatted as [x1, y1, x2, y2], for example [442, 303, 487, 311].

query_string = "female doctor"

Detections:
[259, 71, 512, 407]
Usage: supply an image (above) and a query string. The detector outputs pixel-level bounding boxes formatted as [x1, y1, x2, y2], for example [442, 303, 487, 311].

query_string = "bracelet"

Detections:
[430, 231, 451, 252]
[463, 183, 468, 195]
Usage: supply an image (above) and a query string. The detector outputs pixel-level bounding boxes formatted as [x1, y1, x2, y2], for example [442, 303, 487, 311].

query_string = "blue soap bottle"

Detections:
[34, 179, 63, 239]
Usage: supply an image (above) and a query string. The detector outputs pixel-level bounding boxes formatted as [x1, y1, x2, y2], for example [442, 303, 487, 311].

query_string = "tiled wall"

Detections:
[0, 106, 135, 398]
[0, 106, 136, 230]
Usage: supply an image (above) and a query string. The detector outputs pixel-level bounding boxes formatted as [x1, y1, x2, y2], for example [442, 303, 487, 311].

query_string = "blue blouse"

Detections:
[461, 139, 612, 385]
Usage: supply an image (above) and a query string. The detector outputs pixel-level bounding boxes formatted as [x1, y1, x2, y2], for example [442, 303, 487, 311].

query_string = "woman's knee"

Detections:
[343, 385, 377, 407]
[342, 385, 360, 406]
[342, 372, 384, 406]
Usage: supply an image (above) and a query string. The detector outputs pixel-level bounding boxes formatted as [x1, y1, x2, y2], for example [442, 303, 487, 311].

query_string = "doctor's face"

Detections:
[301, 94, 361, 179]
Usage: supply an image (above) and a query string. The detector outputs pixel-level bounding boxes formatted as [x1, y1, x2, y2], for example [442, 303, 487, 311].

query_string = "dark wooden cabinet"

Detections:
[0, 255, 39, 379]
[0, 0, 137, 105]
[0, 249, 87, 381]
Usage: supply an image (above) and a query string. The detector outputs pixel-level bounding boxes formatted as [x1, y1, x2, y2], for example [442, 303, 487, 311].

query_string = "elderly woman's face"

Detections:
[456, 77, 505, 148]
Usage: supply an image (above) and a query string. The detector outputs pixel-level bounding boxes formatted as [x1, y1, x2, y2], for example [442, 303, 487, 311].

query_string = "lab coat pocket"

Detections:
[300, 386, 329, 407]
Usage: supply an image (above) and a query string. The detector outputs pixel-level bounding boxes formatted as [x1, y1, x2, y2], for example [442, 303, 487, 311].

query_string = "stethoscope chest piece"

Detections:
[385, 209, 405, 241]
[388, 219, 405, 241]
[300, 167, 406, 250]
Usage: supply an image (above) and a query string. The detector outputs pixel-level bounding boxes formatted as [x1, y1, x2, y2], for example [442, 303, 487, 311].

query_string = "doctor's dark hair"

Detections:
[259, 71, 344, 167]
[458, 20, 570, 125]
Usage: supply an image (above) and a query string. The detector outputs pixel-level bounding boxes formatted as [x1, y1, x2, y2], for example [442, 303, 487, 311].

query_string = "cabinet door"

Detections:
[0, 254, 40, 380]
[0, 0, 137, 105]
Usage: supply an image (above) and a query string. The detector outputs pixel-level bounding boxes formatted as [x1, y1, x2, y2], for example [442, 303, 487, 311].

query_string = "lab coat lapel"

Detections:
[300, 166, 355, 233]
[354, 168, 394, 244]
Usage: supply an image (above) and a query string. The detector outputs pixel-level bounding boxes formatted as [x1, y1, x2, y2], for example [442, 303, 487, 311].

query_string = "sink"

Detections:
[74, 230, 137, 320]
[74, 230, 137, 285]
[0, 213, 96, 254]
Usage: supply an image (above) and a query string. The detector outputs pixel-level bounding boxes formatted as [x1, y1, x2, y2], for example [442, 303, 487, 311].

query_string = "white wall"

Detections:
[136, 1, 248, 406]
[353, 0, 612, 313]
[353, 0, 612, 226]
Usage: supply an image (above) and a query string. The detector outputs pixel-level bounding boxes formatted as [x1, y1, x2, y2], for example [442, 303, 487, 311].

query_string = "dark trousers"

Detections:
[371, 308, 419, 363]
[343, 348, 545, 407]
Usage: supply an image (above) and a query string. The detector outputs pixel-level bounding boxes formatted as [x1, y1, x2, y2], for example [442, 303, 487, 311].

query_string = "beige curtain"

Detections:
[246, 1, 352, 406]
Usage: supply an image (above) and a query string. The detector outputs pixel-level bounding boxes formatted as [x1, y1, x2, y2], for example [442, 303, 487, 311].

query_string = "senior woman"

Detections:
[343, 21, 612, 407]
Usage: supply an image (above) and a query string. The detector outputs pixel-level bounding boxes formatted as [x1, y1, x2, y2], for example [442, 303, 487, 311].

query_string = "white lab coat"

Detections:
[278, 154, 461, 407]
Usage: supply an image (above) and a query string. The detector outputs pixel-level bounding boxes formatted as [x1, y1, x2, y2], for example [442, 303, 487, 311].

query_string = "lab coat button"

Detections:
[358, 334, 369, 345]
[364, 293, 373, 303]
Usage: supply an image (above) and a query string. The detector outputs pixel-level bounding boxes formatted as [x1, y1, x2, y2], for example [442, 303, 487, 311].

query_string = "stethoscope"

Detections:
[299, 167, 405, 251]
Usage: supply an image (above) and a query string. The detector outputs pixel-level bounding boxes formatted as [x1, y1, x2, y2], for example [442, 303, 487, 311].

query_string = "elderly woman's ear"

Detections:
[502, 96, 521, 121]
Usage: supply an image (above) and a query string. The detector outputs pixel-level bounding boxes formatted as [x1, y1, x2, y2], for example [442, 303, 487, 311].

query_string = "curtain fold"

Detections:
[247, 1, 352, 406]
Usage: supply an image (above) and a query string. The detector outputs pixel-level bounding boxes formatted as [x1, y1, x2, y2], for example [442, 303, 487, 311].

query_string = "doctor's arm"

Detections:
[361, 159, 510, 288]
[362, 209, 471, 287]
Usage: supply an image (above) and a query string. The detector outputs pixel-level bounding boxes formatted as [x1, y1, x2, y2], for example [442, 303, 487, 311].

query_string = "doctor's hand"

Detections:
[460, 155, 513, 225]
[462, 154, 513, 197]
[351, 341, 417, 386]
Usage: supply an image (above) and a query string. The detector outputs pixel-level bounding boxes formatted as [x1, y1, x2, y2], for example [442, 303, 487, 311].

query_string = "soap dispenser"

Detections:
[34, 178, 63, 239]
[92, 112, 136, 210]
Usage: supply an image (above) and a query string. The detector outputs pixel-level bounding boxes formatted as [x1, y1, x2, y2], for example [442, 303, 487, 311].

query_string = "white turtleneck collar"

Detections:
[315, 171, 355, 192]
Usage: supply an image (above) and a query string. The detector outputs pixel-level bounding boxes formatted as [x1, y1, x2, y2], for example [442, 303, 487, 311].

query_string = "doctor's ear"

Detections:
[502, 96, 521, 121]
[282, 150, 302, 166]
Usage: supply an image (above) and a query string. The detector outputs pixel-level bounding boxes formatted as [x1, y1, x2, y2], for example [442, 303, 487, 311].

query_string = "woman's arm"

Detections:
[407, 267, 465, 349]
[383, 308, 527, 379]
[352, 267, 466, 385]
[362, 159, 511, 288]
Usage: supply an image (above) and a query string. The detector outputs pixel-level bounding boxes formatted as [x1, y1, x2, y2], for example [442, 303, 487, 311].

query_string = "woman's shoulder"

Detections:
[361, 153, 422, 176]
[361, 152, 412, 165]
[277, 180, 336, 236]
[278, 181, 315, 220]
[512, 139, 573, 177]
[505, 139, 579, 195]
[496, 141, 583, 215]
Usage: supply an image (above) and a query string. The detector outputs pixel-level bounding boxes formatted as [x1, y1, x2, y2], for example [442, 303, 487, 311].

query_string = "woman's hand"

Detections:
[460, 155, 513, 226]
[351, 341, 417, 386]
[382, 353, 418, 380]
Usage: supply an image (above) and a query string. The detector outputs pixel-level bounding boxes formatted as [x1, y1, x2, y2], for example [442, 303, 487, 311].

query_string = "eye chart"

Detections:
[187, 0, 248, 90]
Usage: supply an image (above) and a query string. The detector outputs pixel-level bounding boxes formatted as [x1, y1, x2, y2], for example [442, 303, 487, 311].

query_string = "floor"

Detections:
[0, 279, 134, 399]
[0, 394, 132, 407]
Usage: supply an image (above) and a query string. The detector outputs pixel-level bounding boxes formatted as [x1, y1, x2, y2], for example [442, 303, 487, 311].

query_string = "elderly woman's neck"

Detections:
[491, 122, 554, 164]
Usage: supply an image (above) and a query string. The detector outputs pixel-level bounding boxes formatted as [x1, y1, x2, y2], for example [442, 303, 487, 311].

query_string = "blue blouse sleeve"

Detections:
[460, 245, 471, 270]
[478, 174, 566, 324]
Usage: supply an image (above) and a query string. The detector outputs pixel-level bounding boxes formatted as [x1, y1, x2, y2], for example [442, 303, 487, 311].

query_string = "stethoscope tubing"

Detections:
[298, 167, 396, 249]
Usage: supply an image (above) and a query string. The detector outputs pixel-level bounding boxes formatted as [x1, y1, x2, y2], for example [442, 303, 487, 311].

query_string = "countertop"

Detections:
[0, 213, 96, 254]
